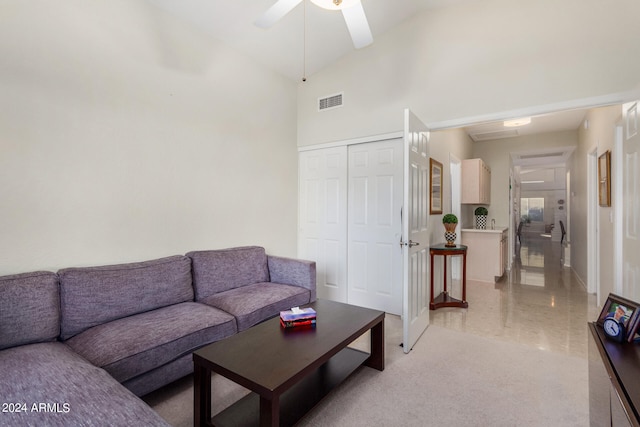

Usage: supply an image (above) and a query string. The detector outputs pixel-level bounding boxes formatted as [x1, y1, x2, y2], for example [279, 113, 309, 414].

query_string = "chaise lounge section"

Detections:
[0, 246, 315, 426]
[0, 271, 172, 426]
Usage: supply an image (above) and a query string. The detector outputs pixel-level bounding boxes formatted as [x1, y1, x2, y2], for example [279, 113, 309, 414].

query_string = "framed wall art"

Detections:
[429, 158, 443, 214]
[598, 150, 611, 207]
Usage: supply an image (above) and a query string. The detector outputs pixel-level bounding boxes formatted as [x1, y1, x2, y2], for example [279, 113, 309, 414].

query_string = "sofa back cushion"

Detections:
[0, 271, 60, 350]
[187, 246, 270, 301]
[58, 255, 193, 340]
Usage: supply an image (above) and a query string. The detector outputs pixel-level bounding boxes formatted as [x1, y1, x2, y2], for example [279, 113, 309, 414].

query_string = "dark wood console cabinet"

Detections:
[588, 322, 640, 426]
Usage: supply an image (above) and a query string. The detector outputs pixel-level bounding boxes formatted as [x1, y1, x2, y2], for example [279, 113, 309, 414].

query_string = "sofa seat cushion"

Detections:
[201, 282, 311, 332]
[0, 342, 170, 426]
[59, 255, 194, 340]
[65, 302, 236, 383]
[187, 246, 270, 300]
[0, 271, 59, 350]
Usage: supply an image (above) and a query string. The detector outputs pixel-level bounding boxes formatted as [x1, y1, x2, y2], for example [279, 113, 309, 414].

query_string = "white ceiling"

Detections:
[144, 0, 477, 81]
[464, 109, 588, 143]
[465, 109, 587, 169]
[144, 0, 602, 155]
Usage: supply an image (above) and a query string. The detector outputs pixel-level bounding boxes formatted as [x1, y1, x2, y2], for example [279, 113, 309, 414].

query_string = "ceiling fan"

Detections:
[255, 0, 373, 49]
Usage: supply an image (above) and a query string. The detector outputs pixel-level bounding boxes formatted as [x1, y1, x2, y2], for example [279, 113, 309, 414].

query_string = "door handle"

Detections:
[400, 239, 420, 248]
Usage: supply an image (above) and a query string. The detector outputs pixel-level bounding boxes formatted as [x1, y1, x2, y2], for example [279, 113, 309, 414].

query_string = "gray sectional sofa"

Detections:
[0, 246, 316, 426]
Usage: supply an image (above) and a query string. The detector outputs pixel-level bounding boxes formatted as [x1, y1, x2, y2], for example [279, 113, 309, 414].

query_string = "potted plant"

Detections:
[474, 206, 488, 229]
[442, 213, 458, 247]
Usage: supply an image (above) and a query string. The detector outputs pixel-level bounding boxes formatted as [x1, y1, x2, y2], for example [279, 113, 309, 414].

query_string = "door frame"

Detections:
[565, 170, 571, 267]
[587, 148, 599, 298]
[508, 158, 516, 270]
[613, 122, 624, 294]
[449, 153, 462, 279]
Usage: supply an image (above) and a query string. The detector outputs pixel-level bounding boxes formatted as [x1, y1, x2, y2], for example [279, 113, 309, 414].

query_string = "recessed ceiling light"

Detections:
[504, 117, 532, 127]
[522, 180, 544, 184]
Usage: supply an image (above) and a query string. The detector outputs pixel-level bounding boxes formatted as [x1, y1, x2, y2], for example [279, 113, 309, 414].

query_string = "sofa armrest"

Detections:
[267, 255, 316, 302]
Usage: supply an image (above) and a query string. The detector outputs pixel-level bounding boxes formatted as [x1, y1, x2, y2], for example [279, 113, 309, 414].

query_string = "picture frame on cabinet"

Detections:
[628, 318, 640, 343]
[598, 150, 611, 207]
[429, 158, 443, 214]
[597, 293, 640, 342]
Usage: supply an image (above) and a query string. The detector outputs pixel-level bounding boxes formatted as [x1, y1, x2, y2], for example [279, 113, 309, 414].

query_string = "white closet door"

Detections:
[298, 147, 348, 303]
[347, 139, 404, 315]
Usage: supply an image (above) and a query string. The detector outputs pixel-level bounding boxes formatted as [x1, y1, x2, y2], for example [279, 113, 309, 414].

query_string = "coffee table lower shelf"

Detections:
[211, 347, 369, 427]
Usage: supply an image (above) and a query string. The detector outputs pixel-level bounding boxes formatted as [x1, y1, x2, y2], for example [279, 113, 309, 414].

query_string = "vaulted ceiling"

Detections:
[143, 0, 609, 143]
[144, 0, 476, 81]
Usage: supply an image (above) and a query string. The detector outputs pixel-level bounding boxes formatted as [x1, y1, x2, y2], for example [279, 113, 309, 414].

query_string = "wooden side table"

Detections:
[429, 243, 468, 310]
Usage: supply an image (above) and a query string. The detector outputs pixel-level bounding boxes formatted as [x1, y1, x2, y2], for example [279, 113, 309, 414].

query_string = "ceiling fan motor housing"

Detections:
[256, 0, 373, 49]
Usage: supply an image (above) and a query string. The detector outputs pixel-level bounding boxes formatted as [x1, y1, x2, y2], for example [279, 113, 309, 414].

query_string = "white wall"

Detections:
[297, 0, 640, 146]
[0, 0, 298, 275]
[574, 105, 622, 305]
[428, 128, 475, 235]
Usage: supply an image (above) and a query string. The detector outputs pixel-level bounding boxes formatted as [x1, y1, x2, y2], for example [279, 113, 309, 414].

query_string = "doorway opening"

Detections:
[510, 147, 574, 271]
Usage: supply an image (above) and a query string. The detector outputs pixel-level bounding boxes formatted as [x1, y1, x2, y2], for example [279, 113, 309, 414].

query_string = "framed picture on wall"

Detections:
[430, 158, 443, 214]
[598, 150, 611, 207]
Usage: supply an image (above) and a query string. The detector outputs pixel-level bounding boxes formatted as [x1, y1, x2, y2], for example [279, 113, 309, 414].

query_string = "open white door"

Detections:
[622, 102, 640, 302]
[402, 109, 430, 353]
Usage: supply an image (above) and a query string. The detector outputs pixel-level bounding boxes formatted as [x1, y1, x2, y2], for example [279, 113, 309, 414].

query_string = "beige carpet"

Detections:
[145, 324, 589, 426]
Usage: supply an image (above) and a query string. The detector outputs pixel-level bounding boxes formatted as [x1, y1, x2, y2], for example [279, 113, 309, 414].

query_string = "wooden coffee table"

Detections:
[193, 299, 385, 427]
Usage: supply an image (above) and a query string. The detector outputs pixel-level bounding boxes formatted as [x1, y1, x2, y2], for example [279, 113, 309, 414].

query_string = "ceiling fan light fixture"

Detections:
[310, 0, 360, 11]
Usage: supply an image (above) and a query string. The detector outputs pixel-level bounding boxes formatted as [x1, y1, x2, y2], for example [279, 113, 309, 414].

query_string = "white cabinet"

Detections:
[461, 228, 508, 282]
[461, 158, 491, 204]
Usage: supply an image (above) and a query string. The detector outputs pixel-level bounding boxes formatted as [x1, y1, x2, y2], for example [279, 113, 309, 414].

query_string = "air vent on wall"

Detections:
[318, 92, 343, 111]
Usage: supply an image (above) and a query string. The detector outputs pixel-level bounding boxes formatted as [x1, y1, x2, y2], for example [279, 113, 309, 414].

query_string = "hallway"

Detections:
[430, 235, 600, 358]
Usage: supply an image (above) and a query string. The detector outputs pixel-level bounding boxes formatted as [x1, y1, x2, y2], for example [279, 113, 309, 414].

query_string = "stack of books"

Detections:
[280, 307, 317, 329]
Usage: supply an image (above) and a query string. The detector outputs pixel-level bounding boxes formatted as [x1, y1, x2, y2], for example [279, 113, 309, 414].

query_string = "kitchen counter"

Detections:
[461, 227, 508, 234]
[461, 227, 509, 282]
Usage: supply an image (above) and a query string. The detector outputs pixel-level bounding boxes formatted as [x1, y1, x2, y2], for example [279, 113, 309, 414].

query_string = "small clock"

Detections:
[603, 317, 626, 342]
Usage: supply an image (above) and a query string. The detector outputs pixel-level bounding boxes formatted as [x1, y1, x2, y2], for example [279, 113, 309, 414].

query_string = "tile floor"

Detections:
[429, 234, 600, 358]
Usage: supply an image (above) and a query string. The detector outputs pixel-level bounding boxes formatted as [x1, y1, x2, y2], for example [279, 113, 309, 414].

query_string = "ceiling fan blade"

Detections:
[255, 0, 303, 28]
[341, 2, 373, 49]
